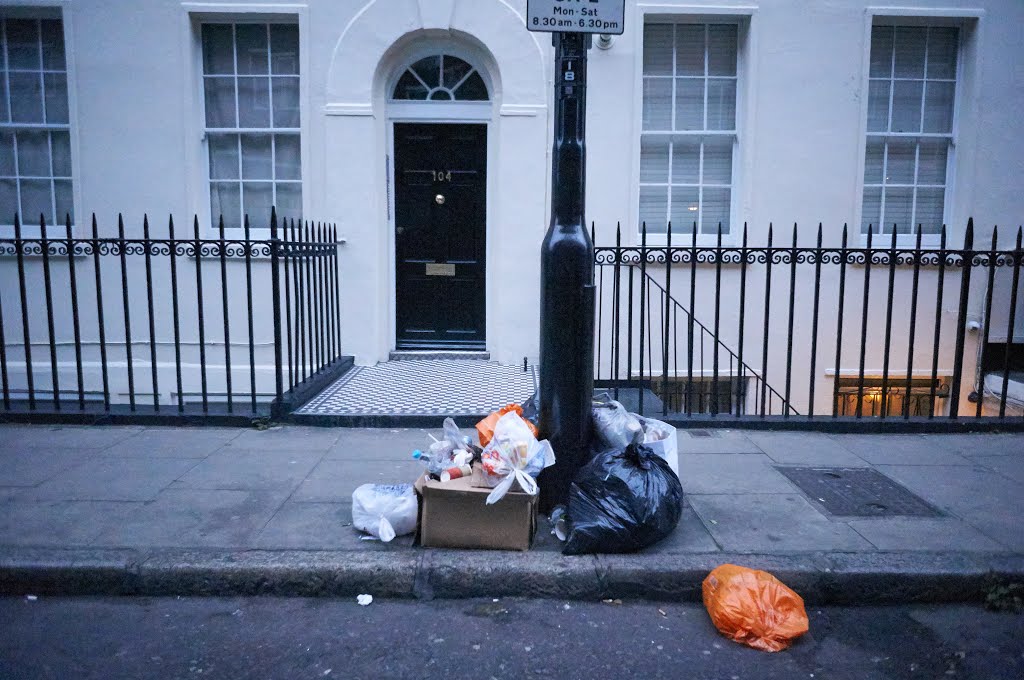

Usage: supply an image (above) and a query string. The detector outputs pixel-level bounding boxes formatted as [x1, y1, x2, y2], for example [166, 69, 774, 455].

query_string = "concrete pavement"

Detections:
[0, 423, 1022, 602]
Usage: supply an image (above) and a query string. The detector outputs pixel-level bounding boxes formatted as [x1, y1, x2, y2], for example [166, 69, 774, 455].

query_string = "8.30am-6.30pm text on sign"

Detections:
[526, 0, 625, 35]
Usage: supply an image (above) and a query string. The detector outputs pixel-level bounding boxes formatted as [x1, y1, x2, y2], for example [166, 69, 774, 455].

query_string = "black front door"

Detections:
[394, 123, 486, 349]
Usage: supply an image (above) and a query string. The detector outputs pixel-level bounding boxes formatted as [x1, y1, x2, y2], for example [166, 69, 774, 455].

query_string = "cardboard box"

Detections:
[414, 473, 538, 551]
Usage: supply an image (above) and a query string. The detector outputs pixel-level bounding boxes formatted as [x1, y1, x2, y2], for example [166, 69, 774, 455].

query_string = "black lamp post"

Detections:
[537, 32, 596, 512]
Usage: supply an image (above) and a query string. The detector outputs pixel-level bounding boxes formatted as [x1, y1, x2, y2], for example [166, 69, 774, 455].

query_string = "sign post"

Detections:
[529, 1, 624, 512]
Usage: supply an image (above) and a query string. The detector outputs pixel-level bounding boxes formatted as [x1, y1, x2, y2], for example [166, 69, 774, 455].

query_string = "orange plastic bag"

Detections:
[476, 404, 538, 447]
[702, 564, 809, 652]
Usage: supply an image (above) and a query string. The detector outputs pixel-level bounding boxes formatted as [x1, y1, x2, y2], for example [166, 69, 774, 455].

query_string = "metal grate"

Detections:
[776, 467, 941, 518]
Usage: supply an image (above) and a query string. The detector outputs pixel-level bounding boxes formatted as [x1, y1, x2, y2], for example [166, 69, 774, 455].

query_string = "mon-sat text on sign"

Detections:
[526, 0, 625, 35]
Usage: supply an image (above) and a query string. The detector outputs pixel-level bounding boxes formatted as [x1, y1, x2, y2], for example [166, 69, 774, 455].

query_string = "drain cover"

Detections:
[686, 430, 714, 438]
[776, 467, 941, 518]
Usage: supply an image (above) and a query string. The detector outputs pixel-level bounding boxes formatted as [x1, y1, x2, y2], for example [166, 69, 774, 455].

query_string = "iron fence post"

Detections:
[270, 208, 285, 417]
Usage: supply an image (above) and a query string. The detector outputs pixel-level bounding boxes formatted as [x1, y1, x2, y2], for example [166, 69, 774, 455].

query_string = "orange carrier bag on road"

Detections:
[702, 564, 810, 652]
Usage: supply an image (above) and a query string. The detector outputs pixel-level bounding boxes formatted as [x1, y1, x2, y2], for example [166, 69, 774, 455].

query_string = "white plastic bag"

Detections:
[592, 399, 644, 449]
[479, 411, 556, 505]
[637, 416, 679, 477]
[351, 483, 418, 542]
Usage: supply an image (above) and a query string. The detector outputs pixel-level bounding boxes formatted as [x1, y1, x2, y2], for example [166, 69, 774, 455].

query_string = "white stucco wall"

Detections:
[0, 0, 1021, 412]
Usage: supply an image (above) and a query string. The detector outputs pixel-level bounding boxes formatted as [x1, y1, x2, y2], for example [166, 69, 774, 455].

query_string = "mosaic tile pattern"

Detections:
[295, 360, 537, 416]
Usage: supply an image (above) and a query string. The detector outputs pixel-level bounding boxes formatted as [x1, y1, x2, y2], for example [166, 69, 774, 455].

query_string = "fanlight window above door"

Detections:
[392, 54, 489, 101]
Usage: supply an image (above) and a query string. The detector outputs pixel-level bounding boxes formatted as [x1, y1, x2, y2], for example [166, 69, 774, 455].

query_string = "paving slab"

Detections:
[828, 434, 975, 466]
[847, 517, 1005, 552]
[0, 501, 138, 547]
[0, 448, 94, 487]
[637, 505, 721, 554]
[291, 459, 423, 503]
[0, 425, 143, 451]
[225, 426, 342, 453]
[91, 489, 290, 549]
[18, 457, 199, 502]
[171, 449, 322, 493]
[744, 432, 870, 466]
[678, 454, 799, 494]
[972, 455, 1024, 484]
[324, 428, 451, 461]
[675, 429, 763, 454]
[100, 427, 244, 458]
[254, 501, 417, 550]
[927, 433, 1024, 457]
[688, 493, 874, 552]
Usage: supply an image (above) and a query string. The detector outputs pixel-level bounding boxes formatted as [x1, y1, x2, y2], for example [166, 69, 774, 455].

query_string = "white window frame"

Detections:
[0, 1, 79, 235]
[855, 7, 984, 247]
[631, 4, 756, 247]
[182, 4, 309, 237]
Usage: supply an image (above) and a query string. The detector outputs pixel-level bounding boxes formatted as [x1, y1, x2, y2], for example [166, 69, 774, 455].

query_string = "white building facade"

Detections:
[1, 0, 1022, 417]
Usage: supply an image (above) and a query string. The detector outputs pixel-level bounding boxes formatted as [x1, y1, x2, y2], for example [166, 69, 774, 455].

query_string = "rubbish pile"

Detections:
[350, 395, 683, 554]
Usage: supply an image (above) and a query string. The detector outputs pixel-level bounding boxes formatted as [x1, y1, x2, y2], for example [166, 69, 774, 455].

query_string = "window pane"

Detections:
[44, 73, 69, 124]
[275, 182, 301, 220]
[639, 185, 668, 233]
[54, 179, 72, 224]
[883, 186, 913, 233]
[6, 19, 40, 70]
[706, 78, 736, 130]
[394, 71, 428, 100]
[707, 25, 737, 77]
[861, 186, 881, 234]
[0, 71, 8, 122]
[40, 19, 65, 70]
[274, 134, 301, 180]
[702, 138, 732, 184]
[9, 72, 44, 123]
[927, 27, 958, 79]
[203, 77, 236, 127]
[885, 140, 915, 184]
[242, 182, 272, 226]
[20, 178, 51, 224]
[453, 72, 488, 100]
[643, 24, 674, 75]
[701, 187, 730, 234]
[669, 185, 699, 232]
[670, 138, 699, 184]
[890, 80, 922, 133]
[0, 179, 17, 221]
[916, 140, 948, 184]
[50, 131, 71, 177]
[864, 139, 884, 183]
[866, 80, 890, 132]
[675, 25, 704, 76]
[270, 24, 299, 75]
[869, 26, 894, 78]
[235, 24, 268, 75]
[202, 24, 235, 74]
[641, 78, 672, 130]
[442, 55, 472, 90]
[240, 134, 272, 179]
[16, 130, 49, 177]
[208, 134, 239, 179]
[272, 76, 300, 127]
[914, 186, 945, 234]
[922, 81, 954, 133]
[411, 56, 440, 89]
[893, 26, 926, 78]
[210, 182, 240, 229]
[639, 137, 669, 182]
[237, 77, 270, 128]
[674, 78, 703, 130]
[0, 132, 14, 176]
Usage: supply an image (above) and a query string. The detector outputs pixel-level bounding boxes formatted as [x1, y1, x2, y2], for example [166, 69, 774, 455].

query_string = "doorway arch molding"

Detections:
[325, 0, 548, 114]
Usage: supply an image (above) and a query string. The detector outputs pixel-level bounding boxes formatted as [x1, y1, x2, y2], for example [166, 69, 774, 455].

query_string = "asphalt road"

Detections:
[1, 596, 1021, 679]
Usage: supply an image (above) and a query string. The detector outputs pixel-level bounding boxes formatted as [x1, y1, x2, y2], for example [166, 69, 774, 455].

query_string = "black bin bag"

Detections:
[562, 442, 684, 555]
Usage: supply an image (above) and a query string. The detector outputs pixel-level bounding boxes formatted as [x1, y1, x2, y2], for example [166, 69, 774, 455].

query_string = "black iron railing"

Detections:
[0, 209, 345, 421]
[594, 219, 1024, 424]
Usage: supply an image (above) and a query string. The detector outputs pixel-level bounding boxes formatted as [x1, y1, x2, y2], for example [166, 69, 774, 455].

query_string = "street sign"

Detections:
[526, 0, 625, 35]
